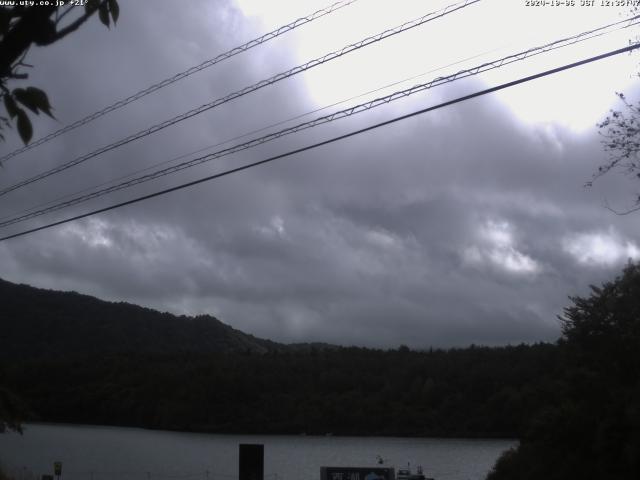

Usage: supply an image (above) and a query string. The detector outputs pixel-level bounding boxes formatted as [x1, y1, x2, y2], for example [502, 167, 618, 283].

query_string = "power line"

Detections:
[0, 46, 503, 225]
[0, 0, 481, 198]
[0, 0, 359, 164]
[1, 42, 637, 243]
[0, 14, 635, 229]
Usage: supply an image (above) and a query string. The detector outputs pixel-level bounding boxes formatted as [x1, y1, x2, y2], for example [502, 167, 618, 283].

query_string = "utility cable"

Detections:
[0, 0, 359, 164]
[0, 15, 636, 229]
[1, 42, 637, 243]
[0, 0, 481, 198]
[0, 45, 505, 225]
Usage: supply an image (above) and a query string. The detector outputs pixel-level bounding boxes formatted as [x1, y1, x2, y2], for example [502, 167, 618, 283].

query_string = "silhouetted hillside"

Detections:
[2, 266, 640, 479]
[0, 277, 564, 438]
[0, 278, 281, 359]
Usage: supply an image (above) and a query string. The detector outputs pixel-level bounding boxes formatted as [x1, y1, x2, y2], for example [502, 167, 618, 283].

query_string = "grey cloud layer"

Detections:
[1, 0, 639, 348]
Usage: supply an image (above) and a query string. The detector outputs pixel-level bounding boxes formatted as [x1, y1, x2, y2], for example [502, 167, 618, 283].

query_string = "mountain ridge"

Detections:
[0, 277, 285, 359]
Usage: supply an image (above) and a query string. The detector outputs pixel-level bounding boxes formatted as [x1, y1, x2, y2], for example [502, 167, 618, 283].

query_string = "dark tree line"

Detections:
[2, 343, 560, 438]
[488, 262, 640, 480]
[2, 263, 640, 479]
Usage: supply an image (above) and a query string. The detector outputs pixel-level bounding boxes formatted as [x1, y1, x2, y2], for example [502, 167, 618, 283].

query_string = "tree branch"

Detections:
[55, 5, 75, 25]
[0, 5, 56, 76]
[603, 197, 640, 215]
[45, 3, 102, 45]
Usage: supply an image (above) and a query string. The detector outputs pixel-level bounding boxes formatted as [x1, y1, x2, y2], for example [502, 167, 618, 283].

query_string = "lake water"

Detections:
[0, 424, 515, 480]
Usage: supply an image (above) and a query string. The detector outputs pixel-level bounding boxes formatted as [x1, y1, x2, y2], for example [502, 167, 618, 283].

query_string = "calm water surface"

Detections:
[0, 424, 515, 480]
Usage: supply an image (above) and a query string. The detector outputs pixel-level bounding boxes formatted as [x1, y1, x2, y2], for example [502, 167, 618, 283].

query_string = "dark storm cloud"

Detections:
[1, 0, 639, 348]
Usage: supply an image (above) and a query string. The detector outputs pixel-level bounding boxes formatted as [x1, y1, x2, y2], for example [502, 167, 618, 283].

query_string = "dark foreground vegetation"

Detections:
[2, 344, 558, 437]
[0, 276, 558, 437]
[1, 263, 640, 478]
[488, 262, 640, 479]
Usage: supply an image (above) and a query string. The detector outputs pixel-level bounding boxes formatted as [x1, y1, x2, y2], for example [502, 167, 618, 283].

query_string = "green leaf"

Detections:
[33, 88, 54, 118]
[3, 94, 19, 119]
[108, 0, 119, 24]
[98, 2, 110, 28]
[85, 0, 99, 15]
[12, 87, 55, 118]
[0, 7, 11, 36]
[33, 18, 57, 46]
[27, 87, 54, 118]
[13, 88, 38, 114]
[15, 109, 32, 145]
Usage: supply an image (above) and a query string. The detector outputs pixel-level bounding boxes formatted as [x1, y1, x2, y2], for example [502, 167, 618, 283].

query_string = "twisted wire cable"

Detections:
[0, 0, 481, 198]
[0, 46, 503, 224]
[0, 0, 359, 164]
[0, 14, 636, 230]
[1, 41, 638, 243]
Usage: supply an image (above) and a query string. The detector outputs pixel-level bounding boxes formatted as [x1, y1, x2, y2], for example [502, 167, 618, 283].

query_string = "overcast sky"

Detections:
[1, 0, 640, 348]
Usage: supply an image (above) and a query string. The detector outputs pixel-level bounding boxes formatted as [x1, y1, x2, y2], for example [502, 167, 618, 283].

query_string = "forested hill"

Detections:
[0, 277, 282, 359]
[3, 265, 640, 478]
[4, 345, 560, 438]
[0, 277, 562, 439]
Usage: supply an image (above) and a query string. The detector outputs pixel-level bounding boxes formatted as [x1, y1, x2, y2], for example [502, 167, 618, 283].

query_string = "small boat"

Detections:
[320, 461, 434, 480]
[396, 465, 433, 480]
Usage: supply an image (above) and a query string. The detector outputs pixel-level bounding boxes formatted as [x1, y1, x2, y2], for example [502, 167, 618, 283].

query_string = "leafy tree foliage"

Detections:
[592, 7, 640, 214]
[0, 271, 269, 435]
[487, 262, 640, 480]
[4, 263, 640, 480]
[593, 93, 640, 214]
[0, 278, 281, 359]
[3, 344, 560, 438]
[0, 277, 562, 439]
[0, 0, 119, 144]
[0, 385, 28, 434]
